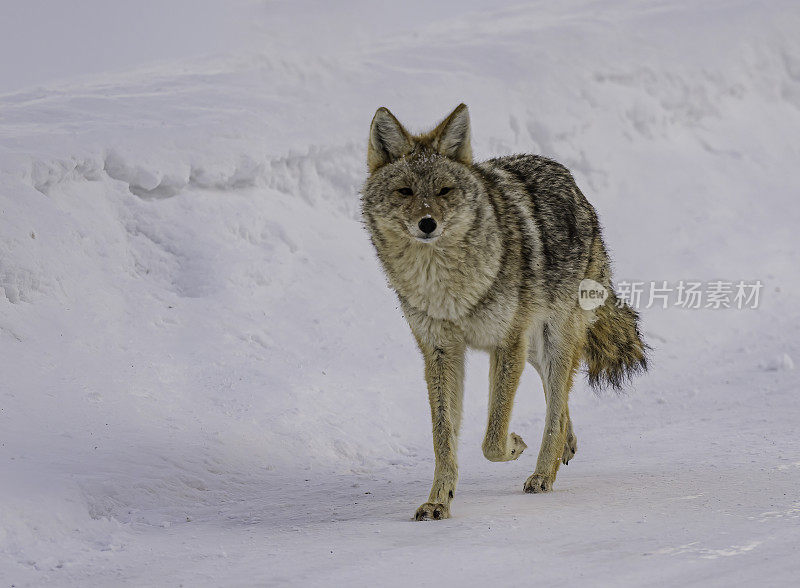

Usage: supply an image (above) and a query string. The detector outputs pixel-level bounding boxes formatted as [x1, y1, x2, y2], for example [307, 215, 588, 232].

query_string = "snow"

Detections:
[1, 0, 799, 585]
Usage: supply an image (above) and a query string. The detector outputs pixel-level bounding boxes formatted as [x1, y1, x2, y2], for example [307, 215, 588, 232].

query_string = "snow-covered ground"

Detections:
[2, 1, 799, 585]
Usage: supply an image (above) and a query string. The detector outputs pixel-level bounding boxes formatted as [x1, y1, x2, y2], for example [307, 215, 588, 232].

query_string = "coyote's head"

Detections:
[361, 104, 481, 245]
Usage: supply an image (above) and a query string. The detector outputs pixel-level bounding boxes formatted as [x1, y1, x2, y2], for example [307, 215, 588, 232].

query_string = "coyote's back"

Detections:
[361, 104, 647, 520]
[478, 153, 648, 389]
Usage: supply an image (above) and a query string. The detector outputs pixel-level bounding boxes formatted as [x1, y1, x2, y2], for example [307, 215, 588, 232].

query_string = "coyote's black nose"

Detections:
[418, 217, 437, 234]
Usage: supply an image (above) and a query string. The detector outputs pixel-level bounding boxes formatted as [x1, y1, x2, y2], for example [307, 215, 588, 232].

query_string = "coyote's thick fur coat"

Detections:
[361, 104, 647, 521]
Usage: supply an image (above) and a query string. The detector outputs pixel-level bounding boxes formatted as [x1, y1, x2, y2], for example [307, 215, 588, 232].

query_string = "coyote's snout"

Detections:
[414, 216, 438, 241]
[361, 104, 648, 521]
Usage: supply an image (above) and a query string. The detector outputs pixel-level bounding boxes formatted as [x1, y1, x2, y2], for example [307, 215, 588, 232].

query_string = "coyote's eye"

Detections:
[397, 187, 413, 196]
[438, 187, 452, 196]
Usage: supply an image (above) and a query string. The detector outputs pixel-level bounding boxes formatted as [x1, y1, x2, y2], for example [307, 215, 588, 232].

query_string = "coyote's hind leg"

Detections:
[561, 406, 577, 465]
[524, 321, 582, 493]
[528, 338, 578, 471]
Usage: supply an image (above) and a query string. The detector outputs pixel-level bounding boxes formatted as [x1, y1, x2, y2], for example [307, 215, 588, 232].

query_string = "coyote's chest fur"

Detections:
[377, 229, 514, 348]
[389, 240, 500, 321]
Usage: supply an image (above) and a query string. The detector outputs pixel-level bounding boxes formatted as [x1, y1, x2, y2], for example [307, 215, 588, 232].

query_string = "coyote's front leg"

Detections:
[414, 338, 465, 521]
[482, 332, 528, 462]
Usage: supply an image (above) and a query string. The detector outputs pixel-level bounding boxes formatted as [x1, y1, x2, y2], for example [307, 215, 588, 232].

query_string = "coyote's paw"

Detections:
[562, 431, 577, 465]
[482, 432, 527, 462]
[414, 502, 450, 521]
[509, 432, 528, 459]
[523, 473, 553, 494]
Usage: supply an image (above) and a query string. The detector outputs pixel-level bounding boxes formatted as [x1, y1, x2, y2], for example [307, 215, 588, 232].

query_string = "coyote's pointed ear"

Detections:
[368, 107, 412, 172]
[431, 103, 472, 165]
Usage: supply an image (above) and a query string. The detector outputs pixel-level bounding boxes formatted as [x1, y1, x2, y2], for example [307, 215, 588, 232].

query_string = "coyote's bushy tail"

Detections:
[584, 293, 648, 390]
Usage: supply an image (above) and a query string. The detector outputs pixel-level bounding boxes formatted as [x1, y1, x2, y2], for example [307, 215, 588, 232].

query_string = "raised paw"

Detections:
[482, 432, 527, 462]
[523, 473, 553, 494]
[562, 431, 577, 465]
[414, 502, 450, 521]
[509, 433, 528, 460]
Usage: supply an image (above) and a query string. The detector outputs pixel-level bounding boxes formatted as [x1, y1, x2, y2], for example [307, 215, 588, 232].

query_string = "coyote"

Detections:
[361, 104, 647, 521]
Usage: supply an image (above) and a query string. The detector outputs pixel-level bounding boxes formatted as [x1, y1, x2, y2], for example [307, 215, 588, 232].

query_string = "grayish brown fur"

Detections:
[361, 104, 647, 520]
